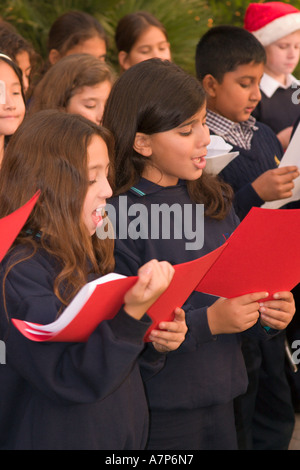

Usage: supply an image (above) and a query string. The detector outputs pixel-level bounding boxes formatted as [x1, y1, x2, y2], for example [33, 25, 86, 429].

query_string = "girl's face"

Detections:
[0, 60, 25, 138]
[141, 105, 210, 186]
[65, 36, 107, 62]
[15, 50, 31, 93]
[82, 135, 113, 235]
[66, 80, 112, 125]
[119, 26, 171, 71]
[264, 31, 300, 81]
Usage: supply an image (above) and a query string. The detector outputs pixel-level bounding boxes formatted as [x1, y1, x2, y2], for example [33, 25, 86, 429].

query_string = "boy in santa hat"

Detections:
[245, 2, 300, 149]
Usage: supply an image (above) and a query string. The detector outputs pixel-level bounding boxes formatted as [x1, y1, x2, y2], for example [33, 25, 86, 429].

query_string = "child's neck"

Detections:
[264, 67, 288, 86]
[142, 167, 179, 187]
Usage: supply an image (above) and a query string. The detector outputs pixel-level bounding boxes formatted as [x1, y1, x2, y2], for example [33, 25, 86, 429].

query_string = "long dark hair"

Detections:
[103, 58, 232, 219]
[47, 10, 108, 56]
[115, 11, 168, 53]
[0, 110, 115, 307]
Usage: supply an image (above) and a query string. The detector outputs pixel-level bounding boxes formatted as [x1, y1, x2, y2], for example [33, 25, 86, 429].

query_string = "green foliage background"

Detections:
[0, 0, 300, 75]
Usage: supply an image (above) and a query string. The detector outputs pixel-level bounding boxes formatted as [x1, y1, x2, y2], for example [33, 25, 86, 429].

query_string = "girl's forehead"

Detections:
[179, 106, 207, 125]
[0, 60, 19, 81]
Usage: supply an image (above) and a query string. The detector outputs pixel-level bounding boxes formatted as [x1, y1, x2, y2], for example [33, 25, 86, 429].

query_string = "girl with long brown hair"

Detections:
[102, 58, 295, 450]
[0, 109, 185, 450]
[29, 53, 115, 124]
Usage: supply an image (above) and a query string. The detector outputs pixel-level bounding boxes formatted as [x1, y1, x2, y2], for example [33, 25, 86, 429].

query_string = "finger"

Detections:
[260, 301, 292, 313]
[260, 311, 290, 330]
[172, 307, 186, 321]
[276, 165, 299, 175]
[277, 173, 298, 184]
[273, 291, 294, 302]
[149, 329, 185, 344]
[157, 261, 175, 282]
[261, 292, 295, 312]
[237, 292, 269, 305]
[137, 260, 155, 282]
[158, 308, 186, 330]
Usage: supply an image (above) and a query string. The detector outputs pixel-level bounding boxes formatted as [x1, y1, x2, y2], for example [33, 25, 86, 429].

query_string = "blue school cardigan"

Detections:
[0, 245, 163, 450]
[108, 178, 273, 412]
[218, 121, 283, 220]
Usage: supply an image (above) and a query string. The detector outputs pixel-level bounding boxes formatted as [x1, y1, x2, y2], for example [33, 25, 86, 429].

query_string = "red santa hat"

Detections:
[244, 2, 300, 46]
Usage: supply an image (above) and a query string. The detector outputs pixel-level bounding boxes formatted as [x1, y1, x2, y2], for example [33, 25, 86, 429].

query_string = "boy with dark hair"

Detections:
[195, 25, 299, 450]
[196, 25, 299, 221]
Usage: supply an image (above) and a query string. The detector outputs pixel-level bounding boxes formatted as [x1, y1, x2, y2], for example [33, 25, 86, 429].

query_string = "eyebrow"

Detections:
[178, 119, 197, 128]
[88, 163, 109, 171]
[178, 114, 207, 128]
[138, 40, 169, 49]
[239, 75, 257, 80]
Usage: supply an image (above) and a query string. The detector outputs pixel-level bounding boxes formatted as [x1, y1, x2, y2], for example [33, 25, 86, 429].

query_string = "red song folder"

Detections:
[11, 207, 300, 343]
[0, 191, 40, 261]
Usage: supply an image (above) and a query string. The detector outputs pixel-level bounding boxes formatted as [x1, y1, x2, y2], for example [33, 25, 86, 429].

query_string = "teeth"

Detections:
[95, 207, 105, 218]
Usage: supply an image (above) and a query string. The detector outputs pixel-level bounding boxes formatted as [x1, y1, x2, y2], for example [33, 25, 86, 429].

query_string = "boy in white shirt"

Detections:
[245, 1, 300, 149]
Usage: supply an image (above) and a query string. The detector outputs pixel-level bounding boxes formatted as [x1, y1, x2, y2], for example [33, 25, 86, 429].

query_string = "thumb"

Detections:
[135, 263, 153, 289]
[173, 307, 185, 322]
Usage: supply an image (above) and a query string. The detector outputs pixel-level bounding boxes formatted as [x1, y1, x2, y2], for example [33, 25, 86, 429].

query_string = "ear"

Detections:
[202, 74, 218, 98]
[118, 51, 130, 71]
[133, 133, 152, 157]
[48, 49, 62, 65]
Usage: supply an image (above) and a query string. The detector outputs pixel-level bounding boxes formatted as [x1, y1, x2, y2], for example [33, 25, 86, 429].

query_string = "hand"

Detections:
[259, 291, 296, 330]
[148, 307, 188, 353]
[251, 166, 299, 201]
[123, 259, 174, 320]
[276, 126, 293, 150]
[207, 292, 269, 335]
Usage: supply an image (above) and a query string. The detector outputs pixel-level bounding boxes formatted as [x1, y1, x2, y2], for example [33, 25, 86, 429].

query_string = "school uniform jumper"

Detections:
[252, 73, 300, 135]
[108, 178, 274, 450]
[0, 245, 163, 450]
[218, 120, 283, 220]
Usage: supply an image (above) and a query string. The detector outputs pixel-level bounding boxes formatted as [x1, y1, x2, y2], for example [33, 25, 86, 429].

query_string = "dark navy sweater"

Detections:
[218, 121, 283, 220]
[0, 246, 163, 450]
[109, 178, 272, 411]
[252, 88, 300, 135]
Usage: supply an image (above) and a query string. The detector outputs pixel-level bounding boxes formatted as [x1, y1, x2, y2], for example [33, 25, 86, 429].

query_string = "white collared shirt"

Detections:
[260, 73, 300, 98]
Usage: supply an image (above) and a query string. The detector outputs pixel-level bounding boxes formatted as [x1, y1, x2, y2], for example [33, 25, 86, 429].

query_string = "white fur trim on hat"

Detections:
[253, 12, 300, 46]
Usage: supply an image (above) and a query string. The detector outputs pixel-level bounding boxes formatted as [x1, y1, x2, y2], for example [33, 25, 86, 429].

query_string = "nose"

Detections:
[101, 177, 113, 201]
[196, 125, 210, 149]
[4, 92, 16, 109]
[250, 83, 261, 102]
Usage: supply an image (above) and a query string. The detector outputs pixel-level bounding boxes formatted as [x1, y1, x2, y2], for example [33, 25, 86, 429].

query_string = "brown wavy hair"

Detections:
[29, 53, 116, 114]
[103, 58, 232, 219]
[0, 109, 115, 308]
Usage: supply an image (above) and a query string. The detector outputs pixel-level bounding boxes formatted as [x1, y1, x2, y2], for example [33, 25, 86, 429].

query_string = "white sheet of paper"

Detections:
[205, 135, 239, 174]
[262, 122, 300, 209]
[24, 272, 126, 334]
[0, 80, 5, 104]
